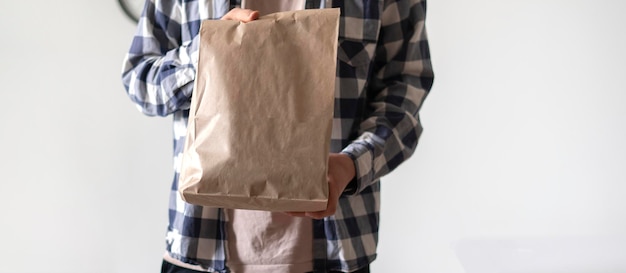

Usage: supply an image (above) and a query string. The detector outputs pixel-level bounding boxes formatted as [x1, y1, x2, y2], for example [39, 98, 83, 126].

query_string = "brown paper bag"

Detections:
[178, 9, 340, 212]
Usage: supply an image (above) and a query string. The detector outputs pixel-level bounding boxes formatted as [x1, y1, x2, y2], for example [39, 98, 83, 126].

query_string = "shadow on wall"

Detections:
[454, 236, 626, 273]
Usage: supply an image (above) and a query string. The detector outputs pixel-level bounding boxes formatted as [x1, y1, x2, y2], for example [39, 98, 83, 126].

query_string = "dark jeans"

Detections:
[161, 260, 370, 273]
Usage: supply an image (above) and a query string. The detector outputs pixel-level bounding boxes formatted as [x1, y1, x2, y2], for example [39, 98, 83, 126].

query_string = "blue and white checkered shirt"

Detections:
[122, 0, 433, 272]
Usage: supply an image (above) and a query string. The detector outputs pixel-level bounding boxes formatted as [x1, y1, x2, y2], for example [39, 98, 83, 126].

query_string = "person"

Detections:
[121, 0, 433, 272]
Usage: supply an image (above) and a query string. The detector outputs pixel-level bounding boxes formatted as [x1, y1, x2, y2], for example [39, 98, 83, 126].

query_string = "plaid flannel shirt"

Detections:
[121, 0, 433, 272]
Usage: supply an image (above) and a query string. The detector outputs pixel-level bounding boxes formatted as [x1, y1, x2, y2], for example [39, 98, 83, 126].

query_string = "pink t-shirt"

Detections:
[226, 210, 313, 273]
[241, 0, 306, 16]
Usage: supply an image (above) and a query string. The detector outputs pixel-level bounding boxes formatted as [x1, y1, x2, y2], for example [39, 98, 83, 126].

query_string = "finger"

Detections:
[304, 188, 339, 220]
[221, 8, 259, 23]
[304, 211, 329, 220]
[283, 211, 307, 217]
[286, 208, 332, 219]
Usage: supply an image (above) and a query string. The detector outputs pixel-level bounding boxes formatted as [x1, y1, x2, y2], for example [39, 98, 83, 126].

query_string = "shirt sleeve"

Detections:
[121, 0, 200, 117]
[341, 0, 434, 194]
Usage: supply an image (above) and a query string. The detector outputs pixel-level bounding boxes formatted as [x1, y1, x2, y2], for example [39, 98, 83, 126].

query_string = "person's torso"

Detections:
[166, 1, 383, 272]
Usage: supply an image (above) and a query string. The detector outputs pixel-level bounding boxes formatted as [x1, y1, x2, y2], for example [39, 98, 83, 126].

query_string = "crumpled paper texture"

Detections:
[178, 9, 340, 212]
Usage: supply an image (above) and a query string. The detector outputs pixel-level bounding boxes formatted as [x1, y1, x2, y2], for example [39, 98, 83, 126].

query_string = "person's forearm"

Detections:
[342, 0, 434, 193]
[121, 0, 200, 117]
[121, 5, 261, 117]
[122, 41, 198, 117]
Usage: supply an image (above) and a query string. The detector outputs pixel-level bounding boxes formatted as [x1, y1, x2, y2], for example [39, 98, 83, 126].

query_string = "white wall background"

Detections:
[1, 0, 625, 272]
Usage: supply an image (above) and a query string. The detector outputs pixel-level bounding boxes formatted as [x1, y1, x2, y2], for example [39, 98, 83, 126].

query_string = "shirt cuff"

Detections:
[340, 132, 383, 195]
